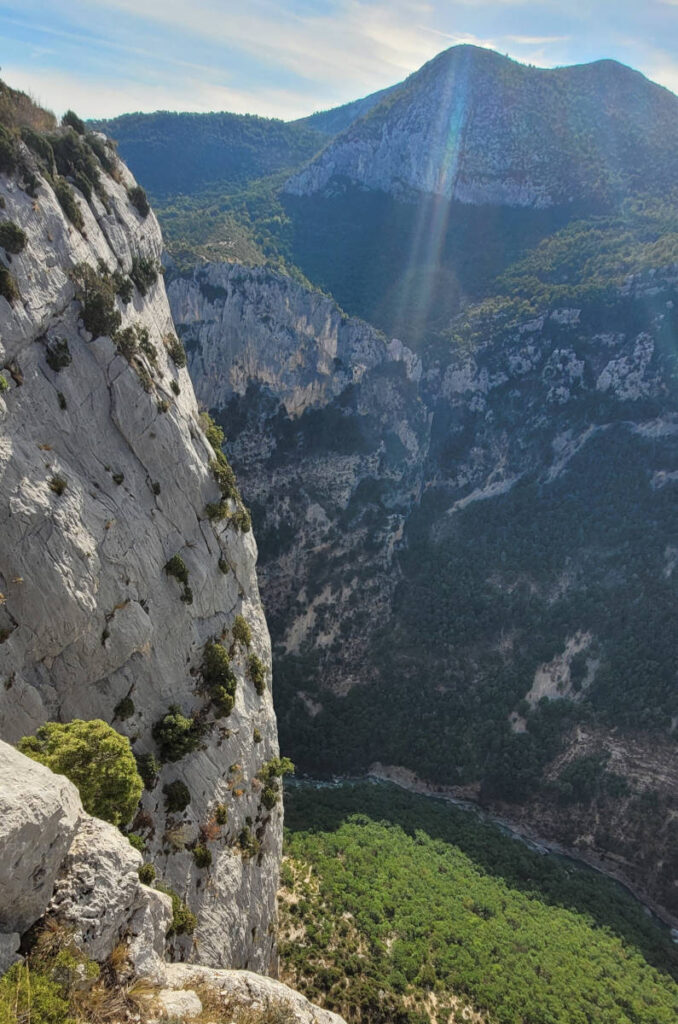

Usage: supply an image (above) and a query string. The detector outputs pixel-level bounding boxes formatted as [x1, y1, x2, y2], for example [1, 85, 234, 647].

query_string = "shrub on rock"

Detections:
[18, 718, 143, 827]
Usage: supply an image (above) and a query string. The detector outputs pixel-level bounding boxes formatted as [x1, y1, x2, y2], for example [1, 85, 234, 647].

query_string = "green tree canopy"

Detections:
[18, 719, 143, 826]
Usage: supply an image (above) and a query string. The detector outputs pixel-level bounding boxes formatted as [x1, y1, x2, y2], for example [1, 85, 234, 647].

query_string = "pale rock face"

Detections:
[48, 815, 172, 968]
[159, 964, 348, 1024]
[0, 741, 170, 974]
[168, 263, 419, 417]
[0, 139, 280, 971]
[0, 740, 82, 933]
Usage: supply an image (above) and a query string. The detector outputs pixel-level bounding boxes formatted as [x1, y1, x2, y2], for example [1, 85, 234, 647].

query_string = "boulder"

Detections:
[0, 740, 82, 934]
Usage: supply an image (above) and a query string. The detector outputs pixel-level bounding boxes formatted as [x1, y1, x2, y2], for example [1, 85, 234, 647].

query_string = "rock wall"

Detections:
[0, 134, 280, 971]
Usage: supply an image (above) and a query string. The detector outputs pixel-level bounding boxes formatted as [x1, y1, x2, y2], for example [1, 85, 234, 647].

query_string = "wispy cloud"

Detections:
[0, 0, 676, 119]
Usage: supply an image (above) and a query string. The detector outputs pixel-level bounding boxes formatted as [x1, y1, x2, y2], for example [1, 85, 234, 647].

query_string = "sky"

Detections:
[1, 1, 678, 121]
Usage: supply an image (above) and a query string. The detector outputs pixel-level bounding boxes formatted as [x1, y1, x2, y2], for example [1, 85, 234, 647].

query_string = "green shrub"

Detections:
[164, 779, 191, 813]
[205, 500, 229, 522]
[170, 379, 180, 396]
[261, 785, 279, 811]
[113, 696, 134, 721]
[128, 185, 150, 217]
[115, 326, 137, 361]
[218, 555, 229, 574]
[72, 263, 121, 339]
[48, 474, 67, 496]
[0, 220, 26, 253]
[135, 751, 161, 790]
[0, 961, 73, 1024]
[0, 265, 19, 304]
[62, 109, 85, 135]
[164, 553, 189, 586]
[151, 481, 161, 495]
[21, 125, 55, 170]
[254, 728, 262, 743]
[54, 177, 84, 231]
[199, 411, 224, 452]
[164, 333, 187, 368]
[0, 124, 17, 174]
[238, 826, 261, 860]
[233, 507, 252, 532]
[248, 654, 267, 695]
[18, 719, 143, 826]
[154, 881, 197, 936]
[180, 585, 193, 604]
[57, 391, 66, 409]
[215, 803, 228, 825]
[0, 374, 8, 392]
[130, 254, 158, 296]
[127, 832, 146, 853]
[193, 843, 212, 869]
[232, 614, 252, 648]
[152, 705, 201, 762]
[112, 270, 133, 303]
[45, 339, 71, 372]
[138, 862, 156, 885]
[202, 641, 237, 718]
[112, 472, 124, 485]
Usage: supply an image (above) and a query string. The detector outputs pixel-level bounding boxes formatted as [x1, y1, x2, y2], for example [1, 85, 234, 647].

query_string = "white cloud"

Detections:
[0, 64, 315, 119]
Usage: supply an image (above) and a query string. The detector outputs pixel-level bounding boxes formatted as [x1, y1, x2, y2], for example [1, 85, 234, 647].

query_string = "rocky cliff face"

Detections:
[171, 258, 678, 918]
[168, 265, 428, 699]
[0, 124, 280, 971]
[285, 46, 678, 207]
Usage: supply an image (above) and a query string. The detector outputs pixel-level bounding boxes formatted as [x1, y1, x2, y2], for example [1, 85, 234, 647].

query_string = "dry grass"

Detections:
[0, 81, 56, 132]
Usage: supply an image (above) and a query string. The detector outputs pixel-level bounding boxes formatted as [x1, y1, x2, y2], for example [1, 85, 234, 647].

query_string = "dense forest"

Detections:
[280, 783, 678, 1024]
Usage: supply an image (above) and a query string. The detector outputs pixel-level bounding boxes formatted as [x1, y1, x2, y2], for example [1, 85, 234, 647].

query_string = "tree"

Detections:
[18, 719, 143, 826]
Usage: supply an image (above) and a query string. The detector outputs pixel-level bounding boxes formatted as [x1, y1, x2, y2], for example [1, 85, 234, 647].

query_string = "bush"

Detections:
[0, 962, 73, 1024]
[238, 826, 261, 860]
[233, 507, 252, 532]
[54, 177, 84, 231]
[218, 555, 229, 574]
[232, 614, 252, 648]
[0, 265, 19, 304]
[199, 411, 224, 452]
[154, 881, 197, 936]
[215, 803, 228, 825]
[115, 326, 137, 361]
[152, 705, 201, 762]
[48, 474, 68, 496]
[164, 332, 187, 368]
[135, 751, 161, 790]
[128, 185, 150, 217]
[138, 862, 156, 885]
[0, 220, 26, 253]
[164, 553, 188, 586]
[0, 124, 17, 173]
[127, 832, 146, 853]
[72, 263, 121, 339]
[18, 719, 143, 826]
[164, 779, 191, 813]
[0, 374, 8, 392]
[202, 640, 237, 718]
[170, 379, 180, 396]
[248, 654, 267, 695]
[45, 339, 71, 372]
[113, 696, 134, 721]
[62, 109, 85, 135]
[193, 843, 212, 869]
[130, 254, 158, 296]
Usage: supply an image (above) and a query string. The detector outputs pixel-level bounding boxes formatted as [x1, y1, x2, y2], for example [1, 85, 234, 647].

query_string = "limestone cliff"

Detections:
[0, 114, 280, 971]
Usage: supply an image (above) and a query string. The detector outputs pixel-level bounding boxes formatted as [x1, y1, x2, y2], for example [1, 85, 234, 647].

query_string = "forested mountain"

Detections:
[99, 46, 678, 924]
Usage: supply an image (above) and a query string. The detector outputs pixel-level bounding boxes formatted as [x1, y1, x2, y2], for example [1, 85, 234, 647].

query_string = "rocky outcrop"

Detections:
[285, 46, 678, 207]
[0, 126, 280, 970]
[0, 740, 171, 974]
[0, 739, 82, 935]
[158, 964, 347, 1024]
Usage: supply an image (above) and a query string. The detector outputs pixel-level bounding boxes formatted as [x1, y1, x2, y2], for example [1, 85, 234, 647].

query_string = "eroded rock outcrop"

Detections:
[0, 124, 280, 971]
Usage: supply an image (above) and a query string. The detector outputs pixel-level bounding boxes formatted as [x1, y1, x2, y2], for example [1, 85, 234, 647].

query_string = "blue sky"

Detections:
[1, 1, 678, 120]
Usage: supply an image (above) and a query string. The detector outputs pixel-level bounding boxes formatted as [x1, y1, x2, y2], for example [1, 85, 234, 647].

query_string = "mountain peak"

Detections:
[285, 46, 678, 208]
